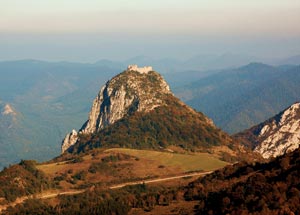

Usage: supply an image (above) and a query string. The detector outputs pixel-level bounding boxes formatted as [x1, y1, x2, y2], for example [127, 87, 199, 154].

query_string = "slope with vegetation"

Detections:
[0, 160, 54, 203]
[70, 97, 242, 161]
[185, 148, 300, 214]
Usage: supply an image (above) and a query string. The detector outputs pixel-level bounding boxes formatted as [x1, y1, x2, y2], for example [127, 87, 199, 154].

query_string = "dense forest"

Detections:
[2, 184, 178, 215]
[187, 148, 300, 214]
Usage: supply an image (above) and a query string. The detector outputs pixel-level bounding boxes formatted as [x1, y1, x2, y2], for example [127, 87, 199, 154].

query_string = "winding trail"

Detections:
[39, 190, 85, 199]
[109, 171, 212, 189]
[0, 171, 211, 213]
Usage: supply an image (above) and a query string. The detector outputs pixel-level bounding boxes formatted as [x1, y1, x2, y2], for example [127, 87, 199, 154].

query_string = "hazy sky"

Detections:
[1, 0, 300, 62]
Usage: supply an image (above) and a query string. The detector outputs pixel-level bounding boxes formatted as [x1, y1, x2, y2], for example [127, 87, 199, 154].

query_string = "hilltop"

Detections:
[61, 65, 254, 162]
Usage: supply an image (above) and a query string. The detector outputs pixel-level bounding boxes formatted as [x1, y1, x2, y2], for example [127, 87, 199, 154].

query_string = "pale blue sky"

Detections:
[0, 0, 299, 61]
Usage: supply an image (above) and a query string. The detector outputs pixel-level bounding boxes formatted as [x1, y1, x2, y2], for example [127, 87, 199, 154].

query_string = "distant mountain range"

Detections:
[107, 53, 300, 73]
[175, 63, 300, 133]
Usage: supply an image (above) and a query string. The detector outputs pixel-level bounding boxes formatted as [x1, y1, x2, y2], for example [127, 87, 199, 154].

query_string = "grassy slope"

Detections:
[36, 148, 228, 192]
[105, 148, 228, 172]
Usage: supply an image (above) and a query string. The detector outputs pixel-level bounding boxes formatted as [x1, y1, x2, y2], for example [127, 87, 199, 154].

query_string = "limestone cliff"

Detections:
[62, 130, 78, 153]
[62, 65, 172, 153]
[235, 102, 300, 159]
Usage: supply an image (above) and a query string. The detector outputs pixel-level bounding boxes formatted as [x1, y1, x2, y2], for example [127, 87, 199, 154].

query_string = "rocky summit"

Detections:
[62, 65, 173, 153]
[235, 102, 300, 159]
[1, 104, 17, 116]
[61, 65, 248, 162]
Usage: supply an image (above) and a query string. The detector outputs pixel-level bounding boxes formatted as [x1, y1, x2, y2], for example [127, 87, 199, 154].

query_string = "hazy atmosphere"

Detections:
[1, 0, 300, 62]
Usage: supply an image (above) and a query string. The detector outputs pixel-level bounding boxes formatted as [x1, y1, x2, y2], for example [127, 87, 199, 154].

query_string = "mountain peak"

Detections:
[80, 65, 171, 134]
[61, 65, 251, 162]
[62, 65, 172, 153]
[1, 104, 17, 116]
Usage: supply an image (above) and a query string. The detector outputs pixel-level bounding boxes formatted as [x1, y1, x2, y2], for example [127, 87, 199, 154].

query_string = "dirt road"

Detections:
[109, 171, 212, 189]
[39, 190, 85, 199]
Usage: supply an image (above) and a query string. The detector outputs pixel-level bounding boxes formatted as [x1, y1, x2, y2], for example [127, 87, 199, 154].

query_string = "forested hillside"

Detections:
[176, 64, 300, 133]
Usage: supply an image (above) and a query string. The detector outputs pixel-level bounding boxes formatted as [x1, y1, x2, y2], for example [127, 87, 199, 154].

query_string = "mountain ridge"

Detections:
[175, 64, 300, 134]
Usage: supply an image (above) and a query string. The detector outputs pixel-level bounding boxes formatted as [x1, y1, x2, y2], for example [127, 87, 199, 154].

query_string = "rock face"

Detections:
[235, 102, 300, 159]
[0, 103, 18, 127]
[62, 130, 78, 153]
[61, 65, 172, 153]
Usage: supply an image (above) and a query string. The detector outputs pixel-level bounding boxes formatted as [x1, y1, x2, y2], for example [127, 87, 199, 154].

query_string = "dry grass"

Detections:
[105, 148, 228, 172]
[36, 148, 228, 191]
[36, 160, 90, 176]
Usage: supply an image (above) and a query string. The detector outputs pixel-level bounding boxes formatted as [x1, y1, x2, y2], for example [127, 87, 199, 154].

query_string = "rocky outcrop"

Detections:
[61, 65, 172, 153]
[1, 104, 17, 116]
[254, 103, 300, 158]
[235, 102, 300, 159]
[62, 130, 78, 153]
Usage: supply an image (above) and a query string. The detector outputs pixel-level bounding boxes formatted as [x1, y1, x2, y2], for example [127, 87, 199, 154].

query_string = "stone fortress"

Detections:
[127, 65, 153, 74]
